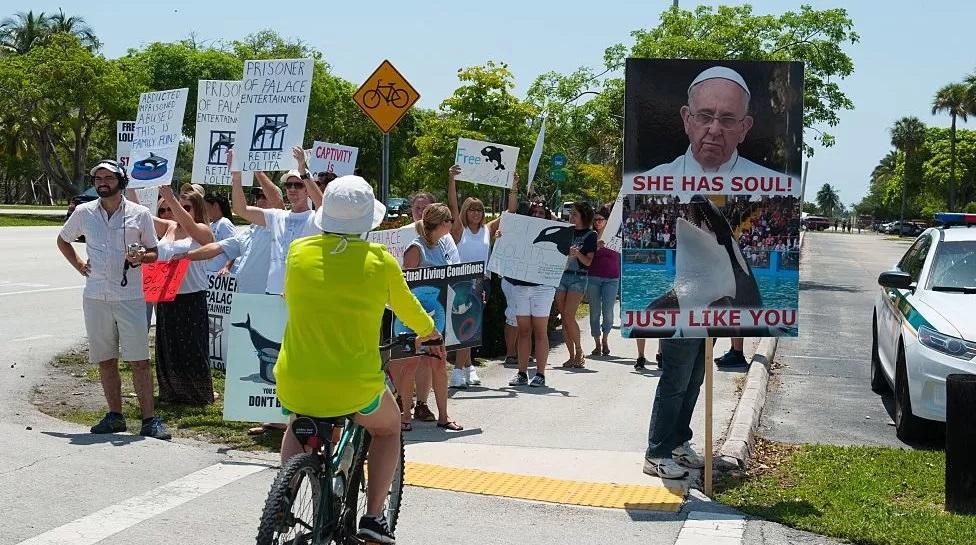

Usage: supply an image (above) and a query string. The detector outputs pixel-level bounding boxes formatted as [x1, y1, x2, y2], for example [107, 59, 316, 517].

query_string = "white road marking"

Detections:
[11, 334, 54, 343]
[15, 462, 268, 545]
[674, 511, 745, 545]
[0, 285, 83, 297]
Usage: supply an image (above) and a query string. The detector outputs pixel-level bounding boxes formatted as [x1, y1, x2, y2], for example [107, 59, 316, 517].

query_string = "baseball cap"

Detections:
[280, 170, 303, 184]
[180, 183, 206, 197]
[89, 160, 126, 177]
[688, 66, 751, 97]
[314, 176, 386, 234]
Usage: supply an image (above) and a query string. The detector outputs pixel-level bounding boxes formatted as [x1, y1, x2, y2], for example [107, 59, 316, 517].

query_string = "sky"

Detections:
[17, 0, 976, 206]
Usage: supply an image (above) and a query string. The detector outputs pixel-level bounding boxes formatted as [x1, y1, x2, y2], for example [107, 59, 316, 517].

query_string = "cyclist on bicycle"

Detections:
[274, 175, 443, 544]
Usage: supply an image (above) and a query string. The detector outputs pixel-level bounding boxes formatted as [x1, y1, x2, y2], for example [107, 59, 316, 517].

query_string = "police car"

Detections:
[872, 212, 976, 441]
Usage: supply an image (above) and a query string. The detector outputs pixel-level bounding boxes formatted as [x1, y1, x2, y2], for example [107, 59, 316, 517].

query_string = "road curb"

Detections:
[715, 336, 778, 470]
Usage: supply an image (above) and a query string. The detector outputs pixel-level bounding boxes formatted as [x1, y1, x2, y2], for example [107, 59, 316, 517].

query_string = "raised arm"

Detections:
[447, 164, 463, 242]
[255, 171, 285, 210]
[293, 146, 322, 208]
[159, 185, 214, 246]
[487, 172, 519, 238]
[228, 149, 267, 226]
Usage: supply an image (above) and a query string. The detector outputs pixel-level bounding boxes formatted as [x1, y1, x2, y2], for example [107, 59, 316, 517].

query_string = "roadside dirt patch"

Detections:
[30, 346, 106, 421]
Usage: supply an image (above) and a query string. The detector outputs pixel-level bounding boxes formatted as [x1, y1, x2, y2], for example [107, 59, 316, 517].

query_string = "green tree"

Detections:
[815, 183, 841, 217]
[931, 83, 969, 211]
[0, 11, 50, 55]
[890, 116, 927, 228]
[47, 8, 100, 51]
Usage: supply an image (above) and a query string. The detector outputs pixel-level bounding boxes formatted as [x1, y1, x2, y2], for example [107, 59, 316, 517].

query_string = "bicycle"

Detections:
[362, 80, 409, 109]
[255, 332, 441, 545]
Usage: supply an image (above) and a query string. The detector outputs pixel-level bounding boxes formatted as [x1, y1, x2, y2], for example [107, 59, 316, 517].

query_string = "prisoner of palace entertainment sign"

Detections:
[353, 60, 420, 133]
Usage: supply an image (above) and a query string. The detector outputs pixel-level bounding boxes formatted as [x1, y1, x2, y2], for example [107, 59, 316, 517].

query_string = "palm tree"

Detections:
[0, 11, 50, 55]
[890, 116, 927, 232]
[816, 183, 841, 217]
[47, 8, 100, 51]
[932, 83, 969, 211]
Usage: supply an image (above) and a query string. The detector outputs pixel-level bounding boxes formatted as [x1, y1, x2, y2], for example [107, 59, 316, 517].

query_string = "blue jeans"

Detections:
[646, 339, 706, 458]
[586, 276, 618, 338]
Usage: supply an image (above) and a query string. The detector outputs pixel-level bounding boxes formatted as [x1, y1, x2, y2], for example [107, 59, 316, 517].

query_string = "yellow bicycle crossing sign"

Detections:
[353, 60, 420, 134]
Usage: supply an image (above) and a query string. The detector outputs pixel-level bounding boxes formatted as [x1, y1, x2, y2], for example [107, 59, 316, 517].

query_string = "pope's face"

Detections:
[680, 79, 754, 171]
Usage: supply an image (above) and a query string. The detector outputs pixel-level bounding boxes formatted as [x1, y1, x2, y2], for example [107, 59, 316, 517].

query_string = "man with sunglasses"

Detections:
[56, 160, 171, 439]
[636, 66, 790, 187]
[229, 147, 323, 295]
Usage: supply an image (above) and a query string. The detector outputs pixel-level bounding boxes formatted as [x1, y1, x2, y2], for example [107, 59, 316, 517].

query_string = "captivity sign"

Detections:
[390, 262, 487, 359]
[487, 212, 572, 287]
[454, 138, 520, 189]
[128, 88, 189, 188]
[620, 59, 803, 338]
[223, 293, 288, 424]
[232, 59, 313, 174]
[308, 141, 358, 177]
[192, 80, 242, 185]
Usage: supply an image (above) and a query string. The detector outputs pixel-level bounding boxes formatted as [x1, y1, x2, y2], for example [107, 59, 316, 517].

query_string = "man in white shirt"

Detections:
[229, 147, 323, 295]
[56, 160, 171, 440]
[628, 66, 796, 199]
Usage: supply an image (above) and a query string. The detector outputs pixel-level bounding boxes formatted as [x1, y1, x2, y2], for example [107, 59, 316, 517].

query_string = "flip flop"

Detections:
[437, 421, 463, 431]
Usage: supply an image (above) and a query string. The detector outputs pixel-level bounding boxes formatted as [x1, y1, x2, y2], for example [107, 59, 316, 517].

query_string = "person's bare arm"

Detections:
[228, 149, 268, 225]
[56, 236, 90, 277]
[160, 185, 214, 245]
[293, 146, 322, 208]
[178, 241, 225, 262]
[487, 172, 518, 237]
[403, 246, 421, 269]
[126, 188, 140, 204]
[255, 171, 285, 209]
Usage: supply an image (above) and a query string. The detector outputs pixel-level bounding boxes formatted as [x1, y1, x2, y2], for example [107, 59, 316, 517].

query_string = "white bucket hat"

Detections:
[314, 175, 386, 234]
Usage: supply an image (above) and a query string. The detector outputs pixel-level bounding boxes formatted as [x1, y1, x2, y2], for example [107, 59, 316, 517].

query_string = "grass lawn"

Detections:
[0, 204, 65, 209]
[47, 349, 283, 451]
[716, 438, 976, 545]
[0, 214, 65, 227]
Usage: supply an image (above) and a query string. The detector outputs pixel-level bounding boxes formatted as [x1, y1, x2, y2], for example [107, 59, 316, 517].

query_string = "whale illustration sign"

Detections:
[487, 212, 572, 287]
[232, 58, 313, 174]
[192, 80, 242, 186]
[620, 59, 803, 338]
[223, 293, 288, 423]
[128, 88, 188, 189]
[390, 262, 486, 359]
[454, 138, 520, 189]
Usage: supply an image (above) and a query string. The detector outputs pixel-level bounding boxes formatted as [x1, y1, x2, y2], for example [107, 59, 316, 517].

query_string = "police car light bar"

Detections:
[934, 212, 976, 227]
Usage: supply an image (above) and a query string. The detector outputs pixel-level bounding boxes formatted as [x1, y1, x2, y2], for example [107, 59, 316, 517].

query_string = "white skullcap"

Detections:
[688, 66, 750, 97]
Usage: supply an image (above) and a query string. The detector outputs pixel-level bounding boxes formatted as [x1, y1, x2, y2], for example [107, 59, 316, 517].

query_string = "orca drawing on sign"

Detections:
[208, 131, 235, 165]
[533, 226, 573, 256]
[232, 314, 280, 384]
[131, 152, 169, 180]
[250, 115, 288, 151]
[481, 145, 506, 170]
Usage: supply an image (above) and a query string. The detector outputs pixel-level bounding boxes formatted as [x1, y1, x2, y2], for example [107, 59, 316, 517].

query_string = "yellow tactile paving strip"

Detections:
[402, 462, 685, 512]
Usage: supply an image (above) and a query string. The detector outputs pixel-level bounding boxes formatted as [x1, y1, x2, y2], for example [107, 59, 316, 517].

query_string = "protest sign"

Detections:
[366, 223, 417, 265]
[390, 262, 486, 359]
[454, 138, 520, 188]
[192, 80, 242, 186]
[142, 260, 190, 303]
[223, 293, 288, 424]
[601, 191, 624, 254]
[487, 212, 572, 287]
[206, 273, 238, 371]
[232, 59, 313, 174]
[620, 59, 803, 338]
[308, 141, 358, 177]
[128, 88, 189, 189]
[116, 121, 134, 169]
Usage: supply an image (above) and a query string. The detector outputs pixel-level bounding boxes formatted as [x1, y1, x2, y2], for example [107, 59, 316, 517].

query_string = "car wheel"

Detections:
[894, 344, 928, 442]
[870, 315, 891, 394]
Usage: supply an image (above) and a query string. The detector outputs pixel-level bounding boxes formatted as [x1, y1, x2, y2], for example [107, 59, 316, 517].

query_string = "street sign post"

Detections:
[549, 168, 567, 183]
[354, 60, 420, 204]
[551, 153, 567, 169]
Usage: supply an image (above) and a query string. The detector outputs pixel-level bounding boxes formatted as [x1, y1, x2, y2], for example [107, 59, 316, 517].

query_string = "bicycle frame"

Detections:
[307, 420, 365, 544]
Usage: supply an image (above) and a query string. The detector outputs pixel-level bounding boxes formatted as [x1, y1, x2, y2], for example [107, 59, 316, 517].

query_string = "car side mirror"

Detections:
[878, 270, 913, 290]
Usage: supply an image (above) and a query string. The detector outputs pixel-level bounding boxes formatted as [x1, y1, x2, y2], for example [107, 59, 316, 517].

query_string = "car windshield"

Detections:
[927, 241, 976, 290]
[82, 186, 99, 197]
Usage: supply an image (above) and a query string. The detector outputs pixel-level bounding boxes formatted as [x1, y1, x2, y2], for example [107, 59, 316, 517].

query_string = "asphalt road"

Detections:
[0, 225, 839, 545]
[761, 231, 912, 447]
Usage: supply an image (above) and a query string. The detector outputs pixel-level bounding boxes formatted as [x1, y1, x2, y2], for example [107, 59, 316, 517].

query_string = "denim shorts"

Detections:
[557, 271, 588, 293]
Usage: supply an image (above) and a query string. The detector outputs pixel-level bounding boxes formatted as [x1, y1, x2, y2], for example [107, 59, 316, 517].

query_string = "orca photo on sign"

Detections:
[621, 59, 803, 339]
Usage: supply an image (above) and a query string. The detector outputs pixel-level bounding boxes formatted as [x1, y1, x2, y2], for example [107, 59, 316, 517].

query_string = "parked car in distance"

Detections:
[802, 215, 831, 231]
[385, 197, 409, 218]
[65, 186, 98, 219]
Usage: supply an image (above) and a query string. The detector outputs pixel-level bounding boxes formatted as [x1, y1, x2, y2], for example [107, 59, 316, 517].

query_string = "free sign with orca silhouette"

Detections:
[192, 80, 242, 186]
[223, 293, 288, 424]
[232, 59, 313, 174]
[454, 138, 520, 189]
[127, 88, 188, 188]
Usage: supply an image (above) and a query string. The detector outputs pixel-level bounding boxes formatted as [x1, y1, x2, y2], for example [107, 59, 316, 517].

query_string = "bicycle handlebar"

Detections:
[379, 332, 444, 352]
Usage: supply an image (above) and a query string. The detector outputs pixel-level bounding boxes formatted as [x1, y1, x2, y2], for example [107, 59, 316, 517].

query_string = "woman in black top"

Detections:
[556, 202, 597, 368]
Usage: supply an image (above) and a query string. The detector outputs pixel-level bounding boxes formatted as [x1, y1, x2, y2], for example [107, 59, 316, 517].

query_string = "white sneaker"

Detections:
[466, 366, 481, 386]
[448, 368, 468, 389]
[643, 456, 688, 479]
[671, 442, 705, 469]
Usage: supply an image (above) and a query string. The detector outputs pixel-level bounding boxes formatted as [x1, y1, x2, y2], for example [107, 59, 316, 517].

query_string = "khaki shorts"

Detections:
[83, 298, 150, 363]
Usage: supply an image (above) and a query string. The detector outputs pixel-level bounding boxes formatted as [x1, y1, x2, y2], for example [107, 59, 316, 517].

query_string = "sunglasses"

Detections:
[594, 217, 606, 223]
[284, 182, 305, 189]
[444, 218, 454, 224]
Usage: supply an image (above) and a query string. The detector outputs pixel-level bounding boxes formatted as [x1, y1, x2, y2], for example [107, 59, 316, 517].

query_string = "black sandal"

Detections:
[437, 420, 463, 431]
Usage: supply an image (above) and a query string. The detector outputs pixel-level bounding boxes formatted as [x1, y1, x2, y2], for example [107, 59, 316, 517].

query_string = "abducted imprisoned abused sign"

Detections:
[128, 88, 189, 188]
[193, 80, 242, 185]
[621, 59, 803, 338]
[232, 58, 313, 174]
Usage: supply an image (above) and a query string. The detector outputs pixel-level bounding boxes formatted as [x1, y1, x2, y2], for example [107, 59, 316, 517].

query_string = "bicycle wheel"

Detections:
[344, 431, 405, 537]
[390, 89, 409, 108]
[362, 90, 381, 109]
[256, 452, 322, 545]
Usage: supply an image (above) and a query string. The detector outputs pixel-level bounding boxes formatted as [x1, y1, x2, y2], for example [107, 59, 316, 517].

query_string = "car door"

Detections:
[882, 236, 931, 367]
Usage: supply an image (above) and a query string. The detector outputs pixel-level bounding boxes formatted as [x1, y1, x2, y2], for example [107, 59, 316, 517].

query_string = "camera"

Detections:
[126, 242, 143, 257]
